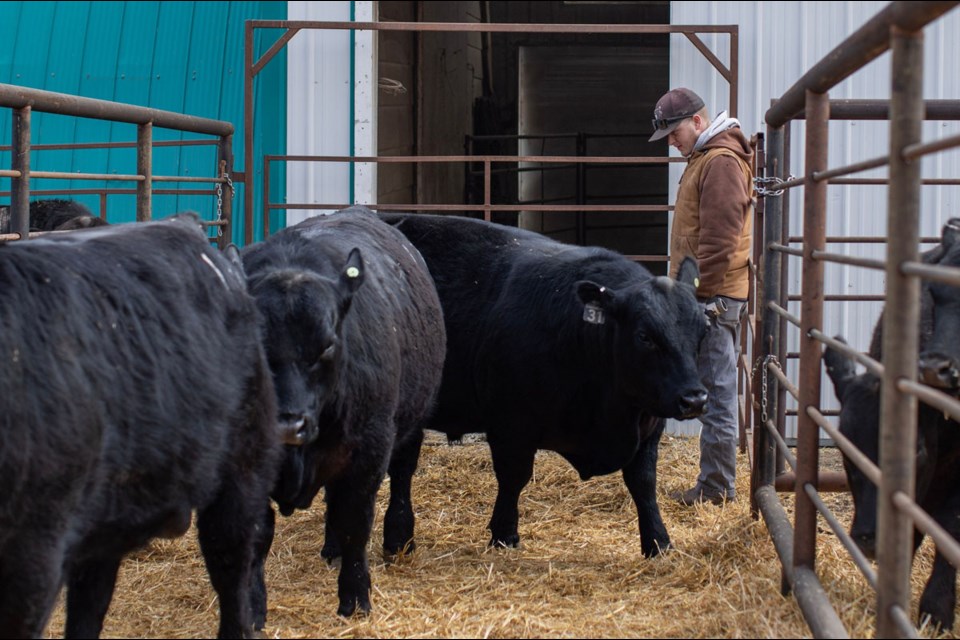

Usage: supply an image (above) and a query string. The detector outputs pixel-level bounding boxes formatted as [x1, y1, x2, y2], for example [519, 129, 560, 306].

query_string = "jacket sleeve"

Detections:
[695, 154, 751, 298]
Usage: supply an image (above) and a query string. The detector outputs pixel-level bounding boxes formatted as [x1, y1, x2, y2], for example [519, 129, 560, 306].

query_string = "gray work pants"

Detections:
[696, 296, 746, 498]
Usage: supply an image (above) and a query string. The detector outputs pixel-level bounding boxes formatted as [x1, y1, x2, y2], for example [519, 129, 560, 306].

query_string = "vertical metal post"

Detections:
[263, 155, 271, 240]
[794, 89, 829, 572]
[11, 106, 30, 239]
[877, 25, 923, 638]
[136, 122, 152, 222]
[218, 134, 234, 249]
[484, 159, 491, 222]
[576, 132, 586, 245]
[753, 125, 784, 515]
[244, 21, 255, 245]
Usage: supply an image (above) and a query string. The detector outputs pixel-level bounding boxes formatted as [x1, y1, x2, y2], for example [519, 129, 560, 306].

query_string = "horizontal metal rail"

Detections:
[812, 250, 887, 270]
[901, 260, 960, 287]
[269, 203, 673, 213]
[902, 131, 960, 161]
[891, 490, 960, 571]
[764, 418, 799, 471]
[803, 482, 879, 591]
[769, 243, 803, 257]
[266, 153, 687, 165]
[768, 301, 802, 329]
[768, 360, 800, 401]
[896, 379, 960, 423]
[788, 236, 942, 244]
[0, 83, 233, 136]
[250, 19, 739, 35]
[806, 406, 881, 488]
[809, 329, 884, 377]
[787, 294, 885, 302]
[0, 139, 219, 152]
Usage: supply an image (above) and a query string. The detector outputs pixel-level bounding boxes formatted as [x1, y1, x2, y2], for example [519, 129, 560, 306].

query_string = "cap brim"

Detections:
[649, 120, 680, 142]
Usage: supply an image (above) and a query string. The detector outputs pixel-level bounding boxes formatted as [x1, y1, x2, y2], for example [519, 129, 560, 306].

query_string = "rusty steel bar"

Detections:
[790, 236, 942, 243]
[877, 27, 925, 639]
[11, 106, 30, 240]
[0, 83, 233, 137]
[218, 135, 234, 248]
[768, 360, 799, 401]
[0, 170, 20, 177]
[267, 153, 686, 164]
[891, 490, 960, 570]
[136, 122, 152, 222]
[807, 406, 881, 487]
[765, 419, 798, 470]
[775, 471, 847, 492]
[0, 188, 214, 197]
[794, 89, 830, 575]
[0, 139, 218, 152]
[809, 329, 884, 377]
[802, 483, 876, 589]
[811, 250, 886, 271]
[901, 260, 960, 286]
[765, 2, 959, 127]
[902, 130, 960, 161]
[484, 160, 491, 222]
[754, 485, 850, 637]
[897, 378, 960, 423]
[769, 243, 803, 257]
[27, 171, 145, 181]
[249, 19, 738, 35]
[812, 155, 889, 182]
[267, 203, 673, 213]
[767, 302, 801, 329]
[789, 294, 885, 302]
[244, 20, 255, 245]
[831, 178, 960, 185]
[263, 155, 271, 240]
[793, 98, 960, 120]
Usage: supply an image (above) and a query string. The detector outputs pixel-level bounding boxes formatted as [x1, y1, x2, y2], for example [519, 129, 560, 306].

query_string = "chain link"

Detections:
[752, 354, 781, 424]
[214, 170, 233, 239]
[754, 175, 795, 198]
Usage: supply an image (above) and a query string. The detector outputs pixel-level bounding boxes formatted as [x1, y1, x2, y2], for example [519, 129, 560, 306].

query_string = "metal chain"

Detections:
[214, 171, 233, 239]
[754, 175, 795, 198]
[752, 354, 780, 424]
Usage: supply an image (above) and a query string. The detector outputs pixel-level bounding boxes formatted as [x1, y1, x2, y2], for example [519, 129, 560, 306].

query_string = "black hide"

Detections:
[0, 215, 281, 639]
[824, 217, 960, 631]
[242, 206, 446, 617]
[0, 198, 108, 234]
[381, 212, 707, 557]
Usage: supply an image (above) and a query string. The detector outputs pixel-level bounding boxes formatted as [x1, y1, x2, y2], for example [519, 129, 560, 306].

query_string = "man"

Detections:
[650, 87, 754, 506]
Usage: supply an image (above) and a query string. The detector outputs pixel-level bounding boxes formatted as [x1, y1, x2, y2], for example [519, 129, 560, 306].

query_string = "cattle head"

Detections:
[249, 248, 365, 448]
[575, 257, 708, 419]
[919, 218, 960, 392]
[824, 337, 933, 559]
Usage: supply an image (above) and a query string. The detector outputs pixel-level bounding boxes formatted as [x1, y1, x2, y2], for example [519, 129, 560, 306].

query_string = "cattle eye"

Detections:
[319, 345, 335, 362]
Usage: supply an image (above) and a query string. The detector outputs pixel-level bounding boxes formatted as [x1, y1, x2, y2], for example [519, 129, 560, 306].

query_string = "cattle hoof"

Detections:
[383, 538, 416, 560]
[489, 535, 520, 549]
[337, 598, 372, 618]
[642, 539, 672, 558]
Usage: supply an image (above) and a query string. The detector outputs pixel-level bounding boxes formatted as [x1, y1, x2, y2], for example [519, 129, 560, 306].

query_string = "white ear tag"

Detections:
[694, 277, 700, 289]
[583, 303, 605, 325]
[346, 266, 360, 279]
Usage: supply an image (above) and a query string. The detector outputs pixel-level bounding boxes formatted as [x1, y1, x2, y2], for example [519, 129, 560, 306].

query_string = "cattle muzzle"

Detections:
[918, 352, 960, 392]
[677, 388, 709, 419]
[279, 412, 319, 446]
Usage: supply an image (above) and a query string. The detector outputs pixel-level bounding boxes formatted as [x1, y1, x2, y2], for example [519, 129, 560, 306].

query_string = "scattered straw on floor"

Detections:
[43, 434, 958, 638]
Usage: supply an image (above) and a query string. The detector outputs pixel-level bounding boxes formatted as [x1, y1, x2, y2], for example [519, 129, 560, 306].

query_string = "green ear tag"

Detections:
[346, 266, 360, 279]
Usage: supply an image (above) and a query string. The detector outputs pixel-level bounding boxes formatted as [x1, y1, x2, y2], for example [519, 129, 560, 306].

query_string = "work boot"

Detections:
[671, 485, 731, 506]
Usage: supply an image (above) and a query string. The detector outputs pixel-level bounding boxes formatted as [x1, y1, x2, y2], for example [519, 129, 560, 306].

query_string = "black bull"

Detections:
[0, 216, 281, 638]
[381, 212, 708, 557]
[824, 218, 960, 631]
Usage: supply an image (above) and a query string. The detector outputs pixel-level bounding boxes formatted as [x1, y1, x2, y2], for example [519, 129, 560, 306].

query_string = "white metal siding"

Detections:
[665, 1, 960, 437]
[285, 1, 376, 226]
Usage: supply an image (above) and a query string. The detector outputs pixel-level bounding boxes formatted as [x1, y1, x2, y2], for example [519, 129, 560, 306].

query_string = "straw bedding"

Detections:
[42, 433, 957, 638]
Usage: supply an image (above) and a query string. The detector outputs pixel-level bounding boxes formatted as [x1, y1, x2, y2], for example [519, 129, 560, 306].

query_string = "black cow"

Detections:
[0, 215, 281, 638]
[242, 206, 446, 617]
[823, 218, 960, 631]
[381, 212, 708, 557]
[0, 198, 108, 235]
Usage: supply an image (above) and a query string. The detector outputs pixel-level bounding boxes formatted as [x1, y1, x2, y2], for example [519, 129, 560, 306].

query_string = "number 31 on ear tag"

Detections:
[583, 303, 605, 325]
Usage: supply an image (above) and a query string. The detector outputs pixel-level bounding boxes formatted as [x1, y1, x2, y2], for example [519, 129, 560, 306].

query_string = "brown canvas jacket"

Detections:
[669, 127, 755, 300]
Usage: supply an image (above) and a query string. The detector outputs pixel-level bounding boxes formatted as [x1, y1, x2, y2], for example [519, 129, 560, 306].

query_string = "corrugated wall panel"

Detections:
[0, 0, 287, 246]
[666, 1, 960, 437]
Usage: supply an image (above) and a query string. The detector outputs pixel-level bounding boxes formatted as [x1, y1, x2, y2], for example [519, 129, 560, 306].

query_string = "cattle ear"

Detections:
[574, 280, 617, 311]
[340, 248, 365, 294]
[222, 243, 243, 269]
[941, 218, 960, 253]
[676, 257, 700, 290]
[823, 335, 857, 401]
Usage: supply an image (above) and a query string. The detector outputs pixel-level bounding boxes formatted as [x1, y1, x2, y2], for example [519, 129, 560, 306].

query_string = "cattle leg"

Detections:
[325, 473, 381, 616]
[0, 536, 64, 639]
[487, 441, 536, 548]
[383, 428, 425, 557]
[622, 418, 671, 557]
[919, 549, 957, 631]
[249, 504, 276, 631]
[197, 484, 259, 639]
[321, 489, 342, 564]
[64, 555, 123, 639]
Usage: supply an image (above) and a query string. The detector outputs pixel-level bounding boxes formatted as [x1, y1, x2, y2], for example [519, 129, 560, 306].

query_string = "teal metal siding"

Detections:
[0, 0, 287, 245]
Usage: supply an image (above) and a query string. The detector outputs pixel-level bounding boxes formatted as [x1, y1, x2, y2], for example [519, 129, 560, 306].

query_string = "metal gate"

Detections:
[751, 2, 960, 637]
